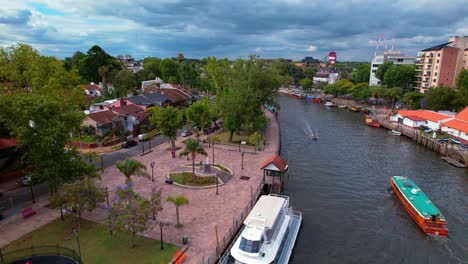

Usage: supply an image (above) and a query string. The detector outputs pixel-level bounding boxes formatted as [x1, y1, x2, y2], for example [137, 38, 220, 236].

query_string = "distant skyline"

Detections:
[0, 0, 467, 61]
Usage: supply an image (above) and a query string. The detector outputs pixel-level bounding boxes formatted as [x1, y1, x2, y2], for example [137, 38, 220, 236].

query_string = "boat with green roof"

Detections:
[391, 176, 448, 236]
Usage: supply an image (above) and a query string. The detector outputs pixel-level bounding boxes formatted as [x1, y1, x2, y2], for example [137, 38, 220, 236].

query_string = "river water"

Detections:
[276, 94, 468, 264]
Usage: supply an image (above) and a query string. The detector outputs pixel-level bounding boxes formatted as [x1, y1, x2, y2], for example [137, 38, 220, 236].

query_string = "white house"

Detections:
[441, 107, 468, 141]
[391, 110, 452, 130]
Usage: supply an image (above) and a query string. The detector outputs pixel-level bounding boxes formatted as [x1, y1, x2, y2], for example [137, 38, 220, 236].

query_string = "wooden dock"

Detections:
[441, 156, 467, 168]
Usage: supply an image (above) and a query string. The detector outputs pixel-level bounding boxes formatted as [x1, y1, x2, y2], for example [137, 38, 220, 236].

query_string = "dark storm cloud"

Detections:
[0, 10, 32, 25]
[3, 1, 468, 60]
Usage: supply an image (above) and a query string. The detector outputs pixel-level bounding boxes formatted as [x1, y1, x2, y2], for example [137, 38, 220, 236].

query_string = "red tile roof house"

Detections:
[110, 104, 150, 135]
[84, 82, 114, 97]
[390, 110, 453, 130]
[441, 107, 468, 142]
[82, 110, 124, 136]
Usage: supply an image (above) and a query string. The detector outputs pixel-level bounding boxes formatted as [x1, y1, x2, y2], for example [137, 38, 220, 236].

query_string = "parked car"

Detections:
[21, 175, 44, 186]
[181, 130, 192, 137]
[418, 125, 429, 131]
[138, 134, 148, 142]
[122, 140, 138, 148]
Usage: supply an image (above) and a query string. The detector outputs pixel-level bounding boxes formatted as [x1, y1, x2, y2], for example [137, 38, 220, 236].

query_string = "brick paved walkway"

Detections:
[0, 109, 280, 264]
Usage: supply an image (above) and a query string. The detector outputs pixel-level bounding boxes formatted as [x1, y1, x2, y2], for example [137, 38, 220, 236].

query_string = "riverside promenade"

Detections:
[0, 109, 280, 264]
[94, 108, 280, 263]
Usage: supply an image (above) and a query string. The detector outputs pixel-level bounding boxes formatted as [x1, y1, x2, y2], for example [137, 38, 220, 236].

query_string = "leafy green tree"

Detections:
[384, 87, 402, 108]
[109, 184, 150, 247]
[0, 43, 39, 89]
[383, 65, 415, 89]
[160, 58, 179, 82]
[425, 86, 464, 111]
[375, 62, 394, 83]
[178, 62, 198, 88]
[299, 78, 313, 90]
[149, 188, 163, 221]
[150, 106, 184, 150]
[351, 63, 371, 83]
[98, 66, 109, 96]
[50, 179, 105, 230]
[115, 158, 150, 183]
[204, 57, 230, 95]
[457, 68, 468, 97]
[186, 98, 214, 133]
[304, 68, 318, 80]
[113, 70, 137, 97]
[80, 45, 121, 83]
[166, 195, 189, 227]
[179, 138, 207, 178]
[402, 91, 424, 109]
[369, 85, 385, 103]
[143, 57, 162, 78]
[350, 83, 371, 101]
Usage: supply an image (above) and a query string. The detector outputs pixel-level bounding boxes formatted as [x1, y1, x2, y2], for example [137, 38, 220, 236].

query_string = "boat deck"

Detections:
[392, 176, 445, 220]
[218, 210, 302, 264]
[277, 210, 302, 264]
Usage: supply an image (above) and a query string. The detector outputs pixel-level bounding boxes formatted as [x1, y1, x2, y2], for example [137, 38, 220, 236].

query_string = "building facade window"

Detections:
[436, 60, 439, 63]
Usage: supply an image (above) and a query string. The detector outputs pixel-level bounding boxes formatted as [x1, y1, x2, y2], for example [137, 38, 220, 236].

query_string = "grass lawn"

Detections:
[170, 172, 217, 186]
[1, 217, 179, 264]
[72, 134, 97, 144]
[209, 130, 255, 145]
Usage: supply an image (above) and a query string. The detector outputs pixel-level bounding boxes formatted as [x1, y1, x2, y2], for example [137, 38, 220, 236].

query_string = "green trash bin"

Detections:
[182, 235, 188, 245]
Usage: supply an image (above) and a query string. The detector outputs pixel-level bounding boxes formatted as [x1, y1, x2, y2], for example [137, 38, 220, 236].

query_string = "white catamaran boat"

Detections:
[229, 195, 302, 264]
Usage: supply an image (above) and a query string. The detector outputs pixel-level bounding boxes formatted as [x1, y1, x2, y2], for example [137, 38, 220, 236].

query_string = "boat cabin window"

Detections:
[239, 237, 264, 253]
[265, 208, 285, 242]
[403, 181, 412, 188]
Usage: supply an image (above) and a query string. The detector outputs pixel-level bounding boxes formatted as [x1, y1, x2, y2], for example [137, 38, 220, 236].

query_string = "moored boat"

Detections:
[349, 107, 359, 112]
[364, 115, 381, 128]
[228, 194, 302, 264]
[388, 130, 401, 136]
[324, 102, 336, 107]
[390, 176, 448, 236]
[310, 98, 322, 103]
[289, 92, 305, 99]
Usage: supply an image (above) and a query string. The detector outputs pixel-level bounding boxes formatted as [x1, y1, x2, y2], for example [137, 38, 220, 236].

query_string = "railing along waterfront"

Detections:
[0, 245, 82, 264]
[201, 183, 264, 264]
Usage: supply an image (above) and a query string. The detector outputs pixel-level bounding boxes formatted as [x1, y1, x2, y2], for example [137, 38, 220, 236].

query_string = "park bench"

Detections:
[21, 208, 36, 219]
[172, 249, 187, 264]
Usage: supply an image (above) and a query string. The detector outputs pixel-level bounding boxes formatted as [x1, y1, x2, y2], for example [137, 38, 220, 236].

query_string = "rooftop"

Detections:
[442, 119, 468, 133]
[397, 110, 451, 122]
[421, 42, 452, 52]
[244, 195, 287, 229]
[260, 154, 288, 172]
[86, 110, 119, 125]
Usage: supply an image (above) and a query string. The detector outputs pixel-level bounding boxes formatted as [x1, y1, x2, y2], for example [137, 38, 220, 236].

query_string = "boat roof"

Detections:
[392, 176, 445, 220]
[244, 195, 287, 229]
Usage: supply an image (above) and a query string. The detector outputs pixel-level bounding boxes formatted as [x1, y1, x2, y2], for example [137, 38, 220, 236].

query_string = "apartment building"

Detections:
[369, 50, 415, 85]
[415, 36, 468, 93]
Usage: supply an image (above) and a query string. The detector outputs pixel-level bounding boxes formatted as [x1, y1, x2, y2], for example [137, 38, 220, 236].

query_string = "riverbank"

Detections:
[276, 93, 468, 263]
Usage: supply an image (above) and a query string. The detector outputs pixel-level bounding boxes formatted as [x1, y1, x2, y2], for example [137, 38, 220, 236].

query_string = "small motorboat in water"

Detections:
[388, 130, 401, 136]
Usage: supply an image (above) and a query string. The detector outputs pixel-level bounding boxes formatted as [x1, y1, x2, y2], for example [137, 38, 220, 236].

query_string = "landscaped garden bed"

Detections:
[1, 217, 179, 264]
[169, 172, 217, 186]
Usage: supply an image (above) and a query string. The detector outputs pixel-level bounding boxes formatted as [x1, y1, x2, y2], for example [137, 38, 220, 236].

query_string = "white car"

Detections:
[21, 176, 32, 185]
[181, 130, 192, 137]
[138, 134, 147, 141]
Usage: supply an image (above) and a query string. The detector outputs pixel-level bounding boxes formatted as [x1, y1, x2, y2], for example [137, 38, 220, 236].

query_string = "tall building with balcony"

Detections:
[369, 50, 415, 85]
[415, 36, 468, 93]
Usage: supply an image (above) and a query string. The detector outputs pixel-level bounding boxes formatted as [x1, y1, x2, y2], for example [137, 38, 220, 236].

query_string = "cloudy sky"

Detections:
[1, 0, 467, 61]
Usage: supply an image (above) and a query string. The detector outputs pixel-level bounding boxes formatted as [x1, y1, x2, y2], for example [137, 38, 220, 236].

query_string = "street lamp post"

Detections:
[101, 156, 104, 173]
[216, 175, 219, 195]
[150, 161, 155, 182]
[29, 182, 35, 203]
[241, 152, 245, 170]
[72, 228, 82, 260]
[160, 223, 164, 250]
[212, 141, 215, 165]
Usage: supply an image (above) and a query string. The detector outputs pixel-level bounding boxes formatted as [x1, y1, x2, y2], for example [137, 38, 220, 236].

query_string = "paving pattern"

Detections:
[0, 109, 279, 264]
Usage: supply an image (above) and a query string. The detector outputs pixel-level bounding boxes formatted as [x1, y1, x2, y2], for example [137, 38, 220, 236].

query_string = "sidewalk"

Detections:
[0, 109, 280, 264]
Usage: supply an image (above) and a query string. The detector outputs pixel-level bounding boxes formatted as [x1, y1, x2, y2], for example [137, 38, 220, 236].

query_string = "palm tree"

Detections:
[179, 139, 207, 178]
[177, 53, 185, 64]
[98, 65, 109, 96]
[115, 158, 150, 183]
[166, 195, 189, 227]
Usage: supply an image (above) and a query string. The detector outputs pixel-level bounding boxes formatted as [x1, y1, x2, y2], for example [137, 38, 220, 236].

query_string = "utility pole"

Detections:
[150, 161, 155, 182]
